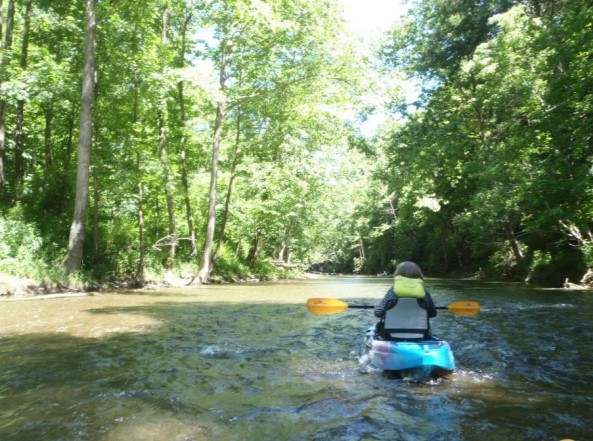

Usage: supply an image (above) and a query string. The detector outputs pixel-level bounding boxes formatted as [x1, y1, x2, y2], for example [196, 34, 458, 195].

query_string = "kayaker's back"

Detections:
[382, 298, 430, 340]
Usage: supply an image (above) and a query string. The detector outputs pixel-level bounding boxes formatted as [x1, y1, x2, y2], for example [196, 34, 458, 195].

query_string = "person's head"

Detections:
[394, 261, 424, 279]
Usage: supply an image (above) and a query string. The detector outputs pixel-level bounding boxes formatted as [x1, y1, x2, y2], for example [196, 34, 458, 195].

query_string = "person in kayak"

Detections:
[373, 261, 437, 340]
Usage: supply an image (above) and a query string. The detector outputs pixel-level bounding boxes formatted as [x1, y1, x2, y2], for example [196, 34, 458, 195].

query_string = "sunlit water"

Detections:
[1, 277, 592, 440]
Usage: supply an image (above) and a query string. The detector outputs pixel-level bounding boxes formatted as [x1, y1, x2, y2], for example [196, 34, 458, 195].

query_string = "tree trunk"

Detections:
[158, 4, 176, 271]
[212, 107, 241, 264]
[0, 0, 3, 54]
[13, 0, 32, 197]
[196, 40, 228, 283]
[196, 100, 224, 282]
[44, 106, 53, 168]
[442, 243, 449, 270]
[131, 68, 145, 284]
[0, 0, 15, 187]
[178, 13, 196, 256]
[62, 0, 96, 274]
[180, 149, 195, 252]
[247, 233, 260, 267]
[89, 70, 102, 264]
[165, 182, 176, 269]
[0, 97, 6, 186]
[387, 193, 398, 220]
[92, 170, 100, 262]
[359, 235, 365, 259]
[278, 241, 288, 262]
[278, 218, 294, 263]
[0, 0, 2, 185]
[62, 102, 76, 173]
[508, 223, 524, 262]
[13, 99, 24, 194]
[136, 153, 145, 284]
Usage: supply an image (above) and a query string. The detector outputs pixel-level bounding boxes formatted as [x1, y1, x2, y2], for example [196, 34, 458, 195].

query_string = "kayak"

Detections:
[305, 297, 479, 379]
[362, 326, 455, 379]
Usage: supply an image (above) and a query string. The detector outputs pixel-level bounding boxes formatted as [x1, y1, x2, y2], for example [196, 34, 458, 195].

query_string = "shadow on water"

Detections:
[1, 298, 385, 441]
[1, 279, 592, 441]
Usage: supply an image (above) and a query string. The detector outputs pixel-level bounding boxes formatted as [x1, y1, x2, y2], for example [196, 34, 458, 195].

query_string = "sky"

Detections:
[339, 0, 414, 136]
[340, 0, 410, 42]
[193, 0, 414, 137]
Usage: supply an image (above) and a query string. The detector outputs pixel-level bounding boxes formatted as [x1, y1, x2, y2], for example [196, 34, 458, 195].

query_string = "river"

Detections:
[0, 277, 591, 441]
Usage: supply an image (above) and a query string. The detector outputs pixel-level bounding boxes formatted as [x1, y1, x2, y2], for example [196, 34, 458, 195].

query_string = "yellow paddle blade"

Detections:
[447, 300, 480, 317]
[306, 298, 349, 315]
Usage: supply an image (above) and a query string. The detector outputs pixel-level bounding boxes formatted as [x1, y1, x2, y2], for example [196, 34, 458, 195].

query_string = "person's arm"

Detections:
[423, 290, 437, 318]
[374, 287, 397, 317]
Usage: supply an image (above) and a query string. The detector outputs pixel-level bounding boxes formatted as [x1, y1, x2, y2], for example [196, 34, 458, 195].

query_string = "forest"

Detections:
[0, 0, 591, 290]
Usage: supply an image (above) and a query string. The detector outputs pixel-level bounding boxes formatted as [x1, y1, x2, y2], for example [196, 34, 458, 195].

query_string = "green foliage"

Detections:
[0, 0, 374, 285]
[90, 219, 139, 282]
[582, 243, 593, 269]
[1, 0, 590, 289]
[211, 248, 300, 281]
[0, 207, 93, 287]
[352, 1, 593, 284]
[211, 248, 251, 280]
[487, 240, 525, 277]
[0, 207, 45, 277]
[248, 259, 283, 280]
[382, 0, 514, 80]
[532, 250, 552, 268]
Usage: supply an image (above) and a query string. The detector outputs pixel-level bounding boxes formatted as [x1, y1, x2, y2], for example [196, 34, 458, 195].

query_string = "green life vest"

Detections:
[393, 275, 425, 298]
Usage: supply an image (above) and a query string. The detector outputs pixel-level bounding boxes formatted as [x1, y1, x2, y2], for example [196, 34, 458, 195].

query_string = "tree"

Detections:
[156, 2, 177, 272]
[372, 1, 593, 282]
[62, 0, 96, 274]
[381, 0, 514, 82]
[0, 0, 15, 189]
[176, 10, 197, 256]
[13, 0, 32, 198]
[194, 0, 353, 282]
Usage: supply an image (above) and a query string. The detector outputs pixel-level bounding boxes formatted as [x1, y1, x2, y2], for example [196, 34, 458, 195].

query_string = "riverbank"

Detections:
[0, 274, 61, 297]
[0, 272, 197, 299]
[0, 268, 316, 298]
[4, 268, 590, 299]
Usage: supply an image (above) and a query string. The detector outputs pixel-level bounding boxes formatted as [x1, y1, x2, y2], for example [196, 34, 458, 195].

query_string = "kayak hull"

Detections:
[363, 327, 455, 378]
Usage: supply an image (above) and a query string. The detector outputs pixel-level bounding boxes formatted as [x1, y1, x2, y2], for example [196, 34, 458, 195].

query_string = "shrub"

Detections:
[0, 207, 45, 278]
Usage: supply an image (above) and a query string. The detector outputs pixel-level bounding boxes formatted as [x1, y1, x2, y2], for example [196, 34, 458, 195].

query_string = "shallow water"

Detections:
[0, 277, 591, 440]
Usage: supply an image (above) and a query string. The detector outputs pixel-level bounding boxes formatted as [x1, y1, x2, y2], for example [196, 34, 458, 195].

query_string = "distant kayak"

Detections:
[362, 326, 455, 379]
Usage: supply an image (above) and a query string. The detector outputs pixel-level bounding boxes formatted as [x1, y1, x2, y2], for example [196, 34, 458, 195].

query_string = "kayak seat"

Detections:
[380, 298, 430, 341]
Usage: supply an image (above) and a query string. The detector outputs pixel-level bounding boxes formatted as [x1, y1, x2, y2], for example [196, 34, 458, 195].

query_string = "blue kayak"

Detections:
[363, 326, 455, 378]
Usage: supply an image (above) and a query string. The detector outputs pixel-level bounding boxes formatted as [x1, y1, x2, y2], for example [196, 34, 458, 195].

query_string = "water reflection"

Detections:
[1, 277, 592, 441]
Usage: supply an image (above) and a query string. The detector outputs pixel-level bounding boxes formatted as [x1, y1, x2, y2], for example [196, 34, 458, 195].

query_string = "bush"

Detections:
[212, 248, 251, 280]
[0, 207, 46, 278]
[249, 259, 282, 280]
[212, 249, 296, 281]
[487, 240, 528, 279]
[581, 242, 593, 269]
[0, 207, 82, 288]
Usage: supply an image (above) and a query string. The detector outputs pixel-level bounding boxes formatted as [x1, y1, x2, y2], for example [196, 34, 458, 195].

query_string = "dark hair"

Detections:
[394, 261, 424, 279]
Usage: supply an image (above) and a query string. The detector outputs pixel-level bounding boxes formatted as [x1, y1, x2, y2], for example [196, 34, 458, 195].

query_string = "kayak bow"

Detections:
[362, 326, 455, 379]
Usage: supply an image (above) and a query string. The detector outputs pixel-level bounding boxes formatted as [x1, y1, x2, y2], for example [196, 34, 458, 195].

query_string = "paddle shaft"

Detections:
[306, 298, 480, 316]
[350, 305, 454, 310]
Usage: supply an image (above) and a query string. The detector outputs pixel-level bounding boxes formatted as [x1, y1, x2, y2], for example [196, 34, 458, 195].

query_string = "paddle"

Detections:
[306, 298, 480, 317]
